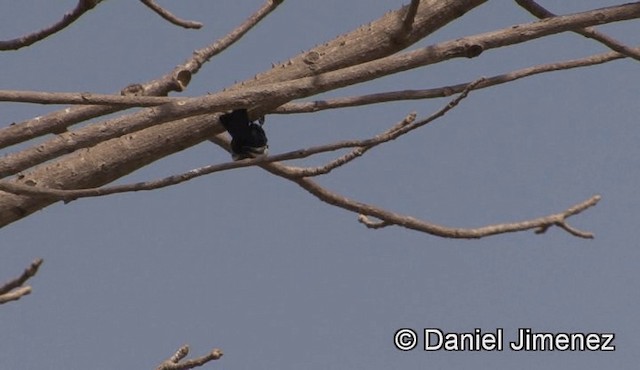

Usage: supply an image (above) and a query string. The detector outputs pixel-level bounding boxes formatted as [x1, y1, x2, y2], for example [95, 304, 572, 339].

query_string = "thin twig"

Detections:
[0, 0, 101, 51]
[268, 160, 601, 239]
[0, 258, 43, 305]
[294, 79, 483, 176]
[156, 345, 223, 370]
[140, 0, 203, 29]
[515, 0, 640, 61]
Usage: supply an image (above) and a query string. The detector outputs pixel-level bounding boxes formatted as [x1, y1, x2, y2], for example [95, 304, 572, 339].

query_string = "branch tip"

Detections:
[140, 0, 203, 29]
[0, 258, 44, 305]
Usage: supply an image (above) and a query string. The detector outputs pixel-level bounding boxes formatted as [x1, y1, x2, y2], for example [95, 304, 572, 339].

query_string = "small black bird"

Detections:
[219, 108, 268, 160]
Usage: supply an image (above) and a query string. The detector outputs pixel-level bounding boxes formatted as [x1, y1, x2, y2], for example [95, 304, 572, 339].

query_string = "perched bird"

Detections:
[219, 108, 268, 160]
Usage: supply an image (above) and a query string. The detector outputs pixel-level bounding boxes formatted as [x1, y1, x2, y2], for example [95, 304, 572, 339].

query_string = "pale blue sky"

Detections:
[2, 1, 639, 369]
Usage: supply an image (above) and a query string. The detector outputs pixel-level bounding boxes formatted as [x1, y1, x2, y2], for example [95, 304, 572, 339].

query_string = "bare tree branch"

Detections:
[0, 90, 178, 107]
[248, 82, 602, 239]
[0, 43, 634, 110]
[140, 0, 203, 29]
[0, 0, 101, 51]
[0, 80, 490, 202]
[0, 1, 635, 231]
[515, 0, 640, 61]
[0, 0, 283, 150]
[3, 3, 638, 184]
[264, 160, 601, 239]
[276, 47, 635, 114]
[358, 215, 392, 229]
[156, 345, 223, 370]
[0, 112, 413, 200]
[0, 79, 471, 205]
[293, 79, 485, 177]
[0, 258, 43, 305]
[0, 78, 473, 183]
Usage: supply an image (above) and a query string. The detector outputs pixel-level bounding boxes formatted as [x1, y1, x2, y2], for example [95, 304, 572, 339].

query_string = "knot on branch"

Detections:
[303, 51, 321, 67]
[464, 43, 483, 58]
[121, 84, 145, 96]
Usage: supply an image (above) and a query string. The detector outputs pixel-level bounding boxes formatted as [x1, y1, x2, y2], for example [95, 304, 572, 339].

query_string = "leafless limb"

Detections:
[0, 79, 475, 200]
[0, 1, 634, 231]
[515, 0, 640, 61]
[0, 258, 43, 305]
[0, 88, 603, 240]
[0, 0, 101, 51]
[0, 44, 634, 110]
[263, 160, 601, 239]
[140, 0, 203, 29]
[4, 0, 636, 151]
[0, 137, 366, 200]
[276, 47, 634, 114]
[0, 90, 178, 107]
[0, 0, 283, 150]
[0, 114, 413, 200]
[293, 79, 484, 177]
[4, 3, 638, 182]
[156, 345, 223, 370]
[247, 83, 602, 239]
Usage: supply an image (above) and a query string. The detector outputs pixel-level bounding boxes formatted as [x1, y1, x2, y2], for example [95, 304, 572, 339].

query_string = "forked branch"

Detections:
[0, 0, 101, 51]
[515, 0, 640, 61]
[0, 258, 43, 305]
[0, 0, 283, 150]
[156, 345, 223, 370]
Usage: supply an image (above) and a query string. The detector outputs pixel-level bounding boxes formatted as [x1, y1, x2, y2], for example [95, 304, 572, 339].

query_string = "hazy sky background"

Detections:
[1, 1, 639, 369]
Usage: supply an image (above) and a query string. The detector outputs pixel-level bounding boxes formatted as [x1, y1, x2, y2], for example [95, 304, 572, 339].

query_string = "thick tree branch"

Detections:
[140, 0, 203, 29]
[0, 112, 414, 200]
[0, 258, 43, 305]
[0, 0, 101, 51]
[515, 0, 640, 61]
[231, 0, 488, 90]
